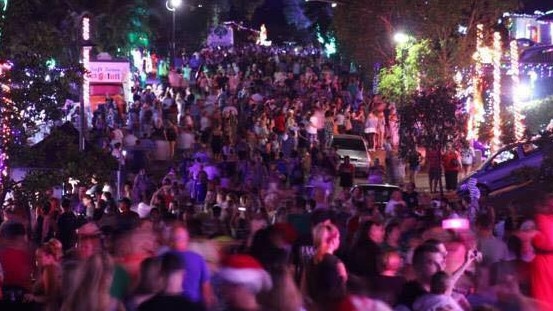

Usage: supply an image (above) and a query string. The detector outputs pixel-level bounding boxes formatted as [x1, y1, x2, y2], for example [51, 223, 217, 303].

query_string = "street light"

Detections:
[393, 32, 410, 45]
[166, 0, 182, 66]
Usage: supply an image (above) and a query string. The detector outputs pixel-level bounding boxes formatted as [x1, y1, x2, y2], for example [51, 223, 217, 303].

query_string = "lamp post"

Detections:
[166, 0, 182, 66]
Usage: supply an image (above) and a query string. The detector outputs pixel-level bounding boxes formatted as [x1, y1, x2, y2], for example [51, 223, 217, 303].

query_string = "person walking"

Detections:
[442, 144, 461, 191]
[338, 156, 355, 191]
[460, 143, 475, 179]
[426, 145, 442, 193]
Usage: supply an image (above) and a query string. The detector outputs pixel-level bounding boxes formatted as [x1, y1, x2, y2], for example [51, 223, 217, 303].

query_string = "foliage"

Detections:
[407, 0, 517, 80]
[539, 134, 553, 193]
[9, 126, 117, 206]
[332, 0, 518, 84]
[333, 0, 403, 79]
[399, 85, 467, 157]
[378, 39, 432, 103]
[0, 0, 83, 154]
[0, 1, 121, 206]
[229, 0, 264, 21]
[282, 0, 312, 30]
[500, 106, 517, 145]
[522, 96, 553, 135]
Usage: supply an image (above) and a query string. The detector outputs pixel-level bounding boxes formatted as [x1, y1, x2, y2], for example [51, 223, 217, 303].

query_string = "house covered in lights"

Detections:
[506, 10, 553, 98]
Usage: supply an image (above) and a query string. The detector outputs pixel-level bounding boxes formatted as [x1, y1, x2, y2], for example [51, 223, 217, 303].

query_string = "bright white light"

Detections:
[529, 70, 538, 84]
[394, 32, 410, 45]
[454, 71, 463, 84]
[170, 0, 182, 8]
[331, 2, 337, 7]
[514, 84, 531, 101]
[82, 17, 90, 41]
[458, 25, 468, 35]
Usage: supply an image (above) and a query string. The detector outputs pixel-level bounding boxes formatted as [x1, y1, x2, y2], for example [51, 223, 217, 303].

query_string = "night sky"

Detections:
[522, 0, 553, 12]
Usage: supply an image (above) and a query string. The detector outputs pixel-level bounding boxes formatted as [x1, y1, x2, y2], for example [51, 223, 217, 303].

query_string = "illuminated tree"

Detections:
[378, 39, 432, 103]
[0, 1, 117, 205]
[333, 0, 518, 83]
[399, 85, 467, 155]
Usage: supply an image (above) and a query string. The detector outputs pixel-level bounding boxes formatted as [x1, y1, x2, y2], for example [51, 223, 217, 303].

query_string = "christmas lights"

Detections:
[468, 24, 485, 141]
[82, 46, 90, 110]
[82, 16, 91, 113]
[510, 40, 525, 141]
[0, 83, 12, 186]
[492, 32, 502, 152]
[82, 16, 90, 41]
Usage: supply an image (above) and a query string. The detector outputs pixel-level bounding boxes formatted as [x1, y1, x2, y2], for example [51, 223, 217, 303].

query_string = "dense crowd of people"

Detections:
[1, 44, 553, 311]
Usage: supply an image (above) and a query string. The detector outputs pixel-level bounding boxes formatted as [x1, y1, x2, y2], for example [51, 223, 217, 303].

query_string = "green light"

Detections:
[46, 58, 56, 70]
[316, 26, 337, 57]
[324, 37, 337, 56]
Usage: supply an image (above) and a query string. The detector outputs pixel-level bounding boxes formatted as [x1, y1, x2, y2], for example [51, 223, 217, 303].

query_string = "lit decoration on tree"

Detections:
[491, 32, 502, 152]
[316, 27, 337, 57]
[0, 61, 12, 187]
[0, 0, 7, 39]
[510, 40, 525, 141]
[256, 24, 271, 46]
[82, 16, 91, 114]
[468, 24, 485, 141]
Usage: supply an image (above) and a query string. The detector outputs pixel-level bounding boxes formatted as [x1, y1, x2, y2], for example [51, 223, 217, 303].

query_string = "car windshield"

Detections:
[362, 187, 397, 202]
[332, 138, 365, 151]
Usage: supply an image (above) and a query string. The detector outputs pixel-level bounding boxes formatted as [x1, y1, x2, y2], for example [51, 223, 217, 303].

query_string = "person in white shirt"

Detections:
[476, 214, 508, 265]
[178, 126, 195, 158]
[384, 190, 407, 217]
[307, 113, 319, 146]
[136, 194, 152, 218]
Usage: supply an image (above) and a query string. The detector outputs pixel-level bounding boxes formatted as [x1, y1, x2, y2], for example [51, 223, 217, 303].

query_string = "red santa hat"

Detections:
[338, 295, 392, 311]
[217, 254, 272, 293]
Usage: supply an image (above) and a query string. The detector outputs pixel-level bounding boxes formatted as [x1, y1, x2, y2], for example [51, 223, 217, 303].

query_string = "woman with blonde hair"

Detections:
[60, 253, 124, 311]
[304, 220, 347, 311]
[24, 239, 63, 311]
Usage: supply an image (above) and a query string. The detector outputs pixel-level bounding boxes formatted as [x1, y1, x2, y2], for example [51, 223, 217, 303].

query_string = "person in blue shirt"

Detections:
[169, 225, 214, 309]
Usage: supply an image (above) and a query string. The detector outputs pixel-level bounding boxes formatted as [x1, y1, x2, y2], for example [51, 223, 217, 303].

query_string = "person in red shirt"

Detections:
[0, 221, 34, 303]
[442, 144, 460, 191]
[273, 110, 286, 135]
[426, 145, 442, 193]
[531, 195, 553, 310]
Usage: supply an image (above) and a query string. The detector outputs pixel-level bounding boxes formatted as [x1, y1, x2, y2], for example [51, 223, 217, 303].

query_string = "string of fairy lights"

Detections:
[491, 32, 502, 152]
[82, 16, 91, 111]
[469, 24, 527, 151]
[0, 0, 8, 188]
[510, 39, 525, 141]
[468, 24, 485, 142]
[0, 73, 12, 187]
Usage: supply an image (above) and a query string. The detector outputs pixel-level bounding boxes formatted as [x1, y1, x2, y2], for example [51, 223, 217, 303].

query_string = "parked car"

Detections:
[350, 183, 401, 209]
[330, 134, 371, 176]
[458, 137, 552, 195]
